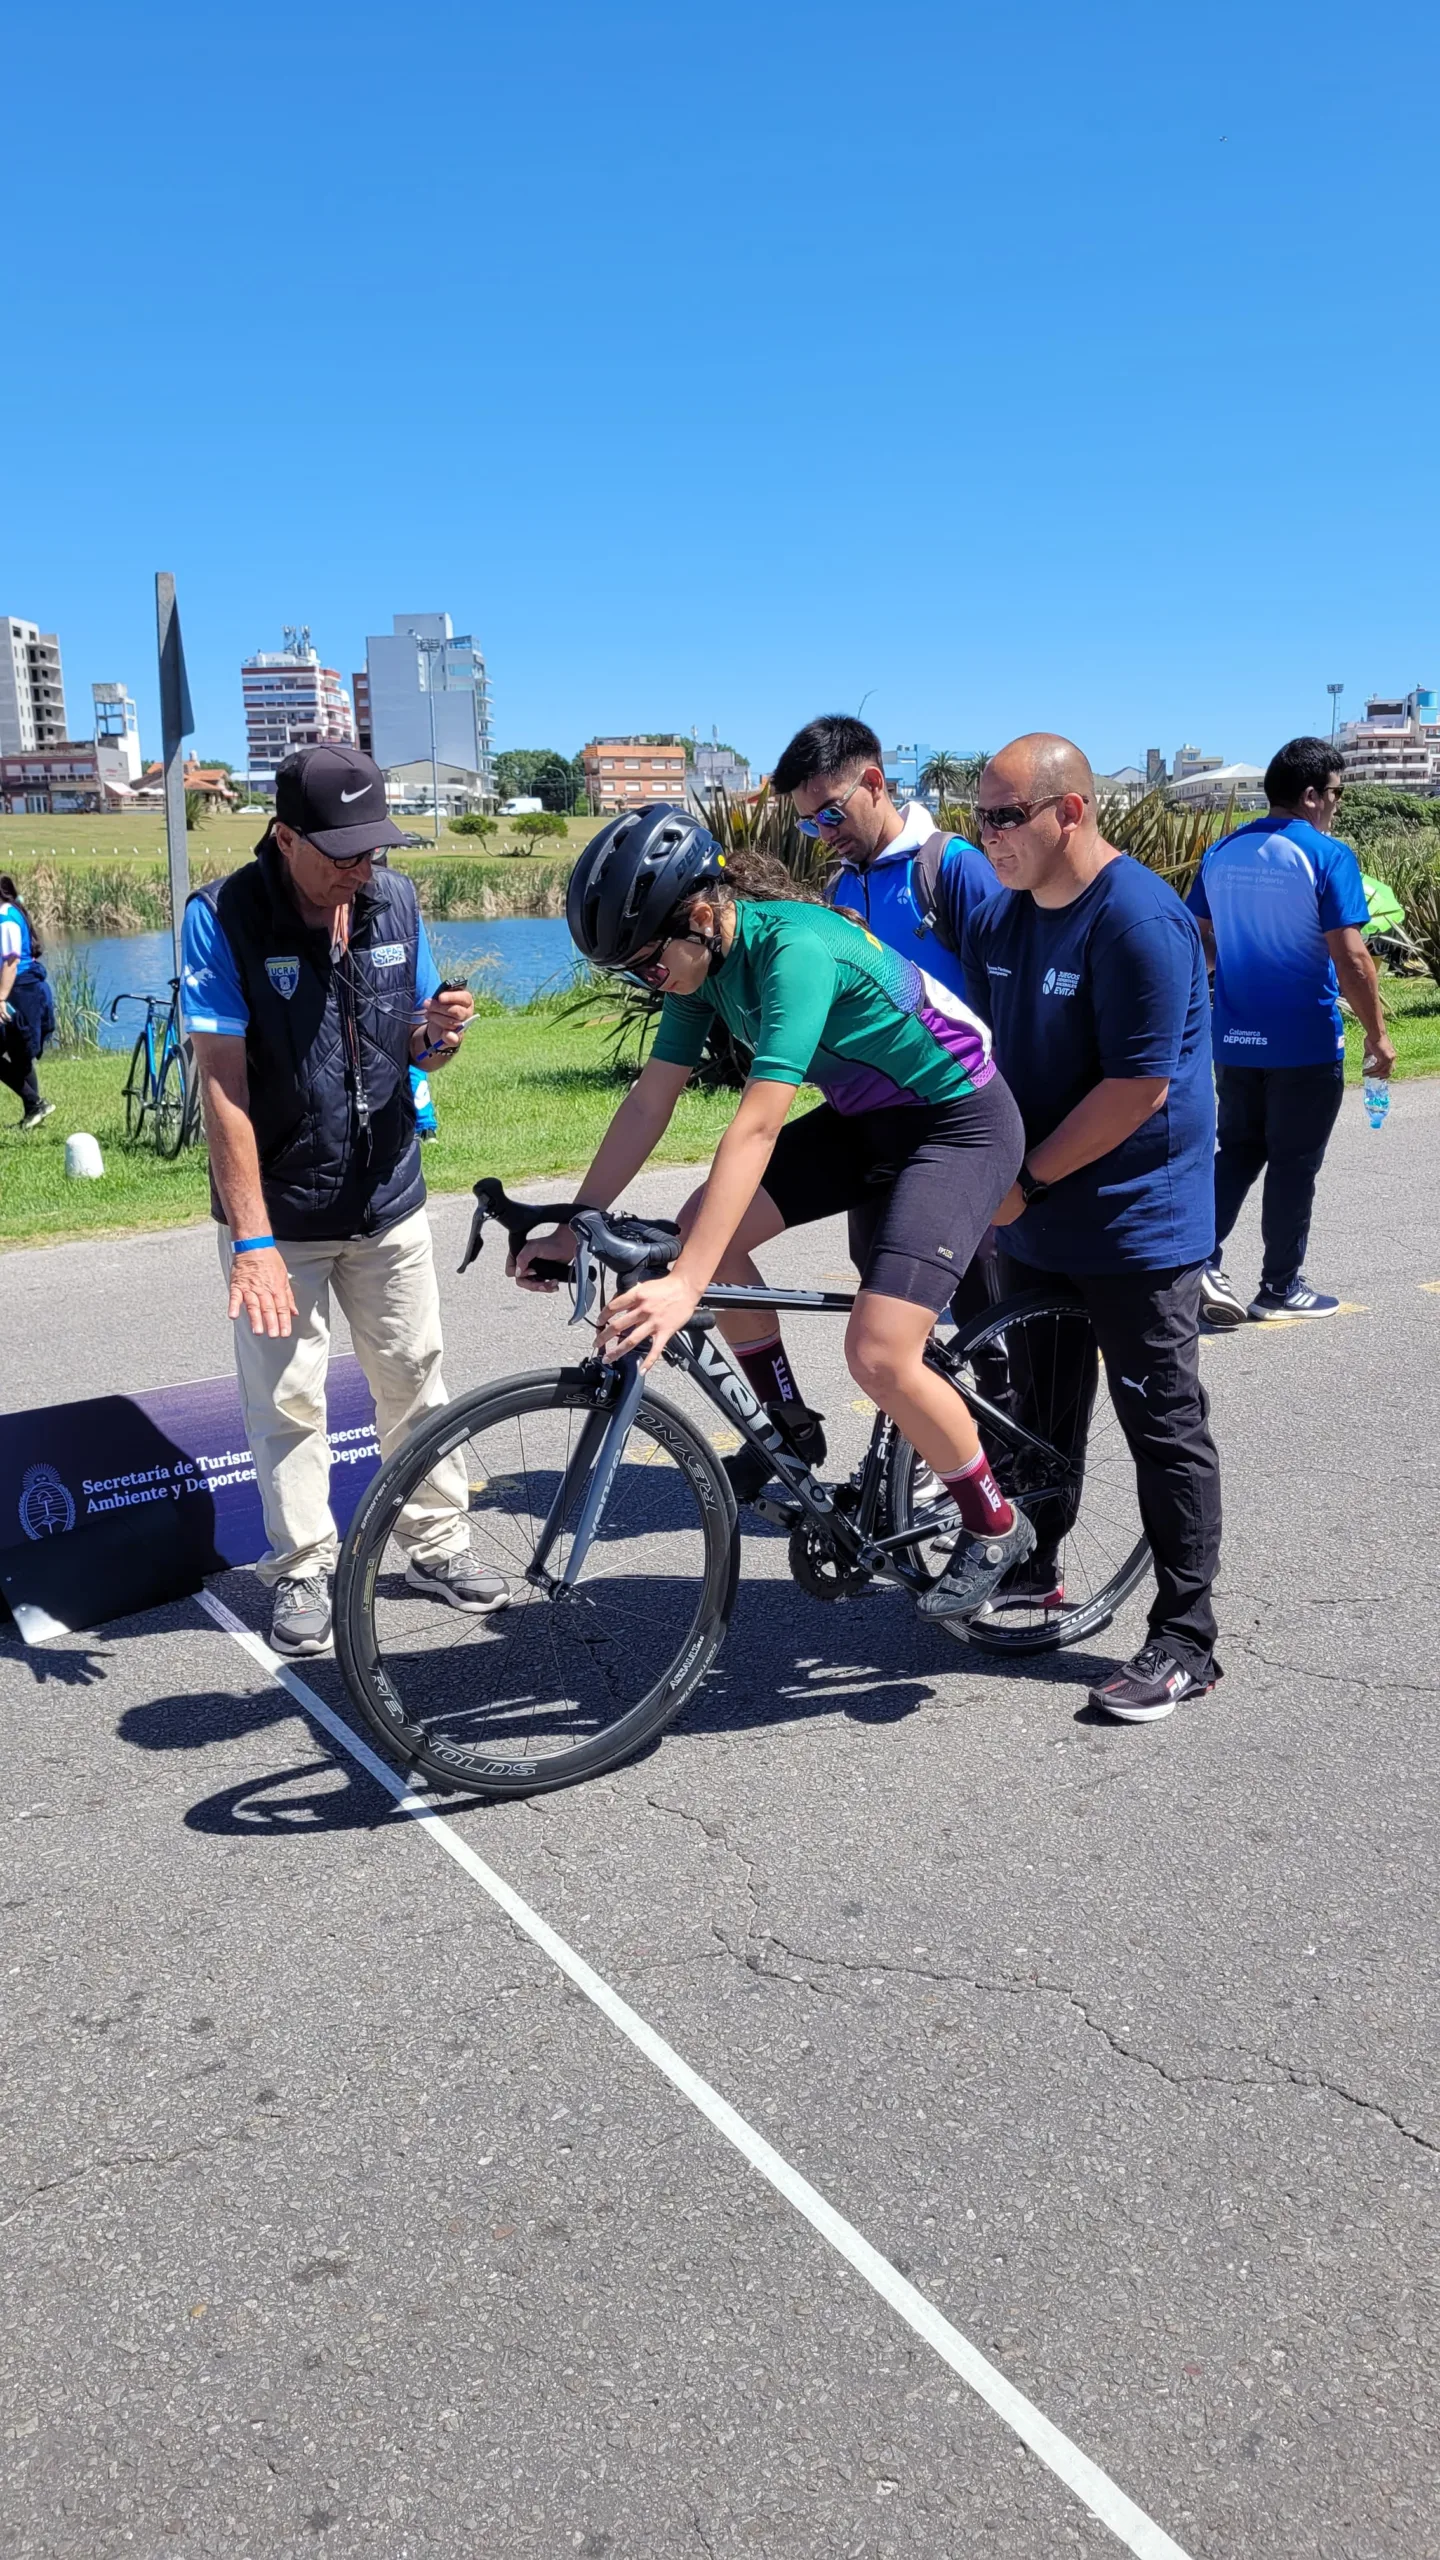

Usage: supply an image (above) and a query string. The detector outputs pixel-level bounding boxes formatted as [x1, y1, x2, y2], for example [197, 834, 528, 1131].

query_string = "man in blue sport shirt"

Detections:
[962, 734, 1222, 1724]
[182, 743, 502, 1659]
[773, 712, 1002, 1326]
[1186, 736, 1394, 1325]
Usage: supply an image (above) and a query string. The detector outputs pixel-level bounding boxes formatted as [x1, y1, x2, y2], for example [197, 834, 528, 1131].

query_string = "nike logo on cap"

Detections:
[339, 783, 375, 802]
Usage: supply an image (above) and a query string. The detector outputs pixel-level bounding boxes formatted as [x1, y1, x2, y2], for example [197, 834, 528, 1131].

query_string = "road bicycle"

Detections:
[334, 1180, 1151, 1798]
[112, 980, 201, 1159]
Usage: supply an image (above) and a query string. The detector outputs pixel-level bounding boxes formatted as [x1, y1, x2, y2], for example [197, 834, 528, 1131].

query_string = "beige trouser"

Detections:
[220, 1207, 470, 1587]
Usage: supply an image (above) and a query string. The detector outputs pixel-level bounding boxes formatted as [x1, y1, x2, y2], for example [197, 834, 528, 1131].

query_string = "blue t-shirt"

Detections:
[0, 902, 41, 980]
[828, 832, 999, 1000]
[1186, 815, 1368, 1069]
[962, 855, 1216, 1273]
[182, 897, 440, 1035]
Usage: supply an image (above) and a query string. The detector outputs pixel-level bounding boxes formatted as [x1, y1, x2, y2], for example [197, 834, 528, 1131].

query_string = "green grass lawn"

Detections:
[3, 975, 1436, 1250]
[0, 1007, 740, 1247]
[0, 810, 605, 867]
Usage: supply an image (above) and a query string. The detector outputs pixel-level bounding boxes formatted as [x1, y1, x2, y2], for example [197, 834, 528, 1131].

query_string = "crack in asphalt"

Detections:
[1224, 1630, 1440, 1695]
[698, 1923, 1438, 2156]
[0, 2114, 272, 2230]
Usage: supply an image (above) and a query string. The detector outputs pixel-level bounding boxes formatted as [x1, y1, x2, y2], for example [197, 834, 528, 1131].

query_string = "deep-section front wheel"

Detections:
[883, 1290, 1152, 1653]
[334, 1368, 739, 1796]
[123, 1031, 151, 1143]
[153, 1043, 189, 1158]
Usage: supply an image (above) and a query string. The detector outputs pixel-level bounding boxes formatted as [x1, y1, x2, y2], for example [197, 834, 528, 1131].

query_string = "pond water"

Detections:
[52, 916, 582, 1049]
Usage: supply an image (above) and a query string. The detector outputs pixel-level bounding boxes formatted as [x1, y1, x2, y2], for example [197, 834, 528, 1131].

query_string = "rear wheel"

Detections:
[154, 1044, 188, 1158]
[335, 1367, 740, 1796]
[883, 1289, 1152, 1652]
[123, 1032, 151, 1143]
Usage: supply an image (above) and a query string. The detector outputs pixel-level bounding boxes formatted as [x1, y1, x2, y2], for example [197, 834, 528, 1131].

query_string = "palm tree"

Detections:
[918, 751, 968, 809]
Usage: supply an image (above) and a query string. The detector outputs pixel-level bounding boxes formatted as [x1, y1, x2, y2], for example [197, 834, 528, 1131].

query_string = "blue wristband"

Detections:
[231, 1234, 276, 1254]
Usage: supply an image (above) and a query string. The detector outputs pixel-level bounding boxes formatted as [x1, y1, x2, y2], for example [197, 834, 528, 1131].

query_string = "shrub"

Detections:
[448, 813, 497, 840]
[48, 952, 104, 1053]
[508, 810, 569, 844]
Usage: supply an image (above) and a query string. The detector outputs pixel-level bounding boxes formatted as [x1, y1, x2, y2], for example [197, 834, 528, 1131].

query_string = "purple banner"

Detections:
[0, 1358, 380, 1641]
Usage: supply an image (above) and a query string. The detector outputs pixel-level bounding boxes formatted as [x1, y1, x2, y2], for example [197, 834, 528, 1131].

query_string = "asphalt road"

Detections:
[2, 1088, 1437, 2560]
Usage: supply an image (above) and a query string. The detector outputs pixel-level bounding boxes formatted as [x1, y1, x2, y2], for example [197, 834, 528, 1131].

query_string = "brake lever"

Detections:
[568, 1229, 600, 1327]
[457, 1191, 489, 1275]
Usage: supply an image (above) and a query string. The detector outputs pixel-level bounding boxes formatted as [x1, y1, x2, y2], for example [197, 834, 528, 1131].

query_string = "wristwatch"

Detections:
[1016, 1161, 1052, 1206]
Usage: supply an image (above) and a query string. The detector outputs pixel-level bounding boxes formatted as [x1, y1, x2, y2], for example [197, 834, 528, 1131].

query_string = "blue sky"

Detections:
[5, 1, 1433, 777]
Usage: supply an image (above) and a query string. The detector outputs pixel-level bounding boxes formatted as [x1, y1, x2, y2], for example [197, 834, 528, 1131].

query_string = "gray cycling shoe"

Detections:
[270, 1573, 333, 1657]
[405, 1551, 512, 1612]
[915, 1508, 1036, 1621]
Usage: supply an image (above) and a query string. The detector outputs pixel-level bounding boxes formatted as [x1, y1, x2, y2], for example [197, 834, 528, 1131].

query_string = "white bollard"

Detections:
[64, 1132, 105, 1180]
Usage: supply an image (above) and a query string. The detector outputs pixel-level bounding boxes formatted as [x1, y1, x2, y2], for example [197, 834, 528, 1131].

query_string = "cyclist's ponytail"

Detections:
[712, 844, 812, 903]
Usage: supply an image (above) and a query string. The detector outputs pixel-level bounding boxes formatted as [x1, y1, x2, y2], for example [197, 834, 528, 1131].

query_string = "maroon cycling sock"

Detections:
[941, 1449, 1015, 1536]
[734, 1331, 802, 1412]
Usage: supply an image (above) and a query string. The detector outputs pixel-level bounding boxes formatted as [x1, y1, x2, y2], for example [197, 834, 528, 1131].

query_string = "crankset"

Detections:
[786, 1484, 873, 1601]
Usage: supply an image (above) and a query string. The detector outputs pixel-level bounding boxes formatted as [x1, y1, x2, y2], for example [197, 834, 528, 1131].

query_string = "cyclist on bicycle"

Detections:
[513, 805, 1032, 1620]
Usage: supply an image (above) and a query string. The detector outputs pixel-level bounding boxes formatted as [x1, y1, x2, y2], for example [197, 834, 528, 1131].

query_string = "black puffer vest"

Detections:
[191, 843, 426, 1241]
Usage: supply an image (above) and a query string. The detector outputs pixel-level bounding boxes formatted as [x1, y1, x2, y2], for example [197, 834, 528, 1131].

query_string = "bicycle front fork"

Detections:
[525, 1355, 647, 1593]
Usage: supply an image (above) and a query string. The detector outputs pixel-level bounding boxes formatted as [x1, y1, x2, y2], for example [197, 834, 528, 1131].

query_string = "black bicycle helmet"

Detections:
[566, 804, 727, 969]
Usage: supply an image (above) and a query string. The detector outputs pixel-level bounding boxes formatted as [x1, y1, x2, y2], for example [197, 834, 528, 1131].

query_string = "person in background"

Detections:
[962, 734, 1223, 1724]
[0, 874, 56, 1130]
[1187, 737, 1394, 1325]
[183, 743, 495, 1659]
[772, 714, 1002, 1330]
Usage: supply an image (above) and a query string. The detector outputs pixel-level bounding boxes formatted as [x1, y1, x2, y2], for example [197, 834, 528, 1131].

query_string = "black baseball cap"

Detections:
[273, 744, 414, 857]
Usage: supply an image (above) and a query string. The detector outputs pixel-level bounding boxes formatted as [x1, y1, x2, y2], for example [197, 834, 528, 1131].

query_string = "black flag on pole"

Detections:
[156, 573, 194, 750]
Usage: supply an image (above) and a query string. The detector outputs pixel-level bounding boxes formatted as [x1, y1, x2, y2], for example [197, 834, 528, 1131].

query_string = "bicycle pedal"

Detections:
[753, 1495, 802, 1528]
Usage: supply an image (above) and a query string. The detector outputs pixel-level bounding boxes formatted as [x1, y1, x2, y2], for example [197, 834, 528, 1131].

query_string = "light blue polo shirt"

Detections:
[1187, 816, 1369, 1069]
[182, 898, 441, 1034]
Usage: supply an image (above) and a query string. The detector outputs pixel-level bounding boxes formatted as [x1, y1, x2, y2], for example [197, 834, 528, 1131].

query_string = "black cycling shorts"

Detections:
[759, 1076, 1025, 1314]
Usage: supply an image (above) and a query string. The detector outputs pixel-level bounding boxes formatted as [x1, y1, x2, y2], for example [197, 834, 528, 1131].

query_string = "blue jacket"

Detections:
[827, 829, 1000, 996]
[189, 843, 426, 1242]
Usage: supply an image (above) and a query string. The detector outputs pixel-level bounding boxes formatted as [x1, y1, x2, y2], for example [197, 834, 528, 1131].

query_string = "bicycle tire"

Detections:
[883, 1289, 1152, 1654]
[335, 1365, 740, 1797]
[123, 1031, 151, 1143]
[154, 1044, 189, 1158]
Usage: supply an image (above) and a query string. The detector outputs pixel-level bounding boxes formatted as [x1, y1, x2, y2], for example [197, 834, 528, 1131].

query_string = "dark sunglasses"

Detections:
[974, 792, 1084, 834]
[795, 774, 868, 839]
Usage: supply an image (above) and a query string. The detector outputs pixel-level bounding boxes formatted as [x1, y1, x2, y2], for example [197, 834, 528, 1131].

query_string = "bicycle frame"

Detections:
[527, 1280, 1009, 1602]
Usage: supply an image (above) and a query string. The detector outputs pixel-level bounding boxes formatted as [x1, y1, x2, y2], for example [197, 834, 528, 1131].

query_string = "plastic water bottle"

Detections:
[1362, 1076, 1390, 1132]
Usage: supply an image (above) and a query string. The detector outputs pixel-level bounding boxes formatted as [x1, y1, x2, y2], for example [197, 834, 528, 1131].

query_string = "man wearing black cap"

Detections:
[182, 743, 502, 1657]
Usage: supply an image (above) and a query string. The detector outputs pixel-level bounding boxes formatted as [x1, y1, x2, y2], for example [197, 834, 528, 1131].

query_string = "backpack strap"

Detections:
[911, 831, 957, 945]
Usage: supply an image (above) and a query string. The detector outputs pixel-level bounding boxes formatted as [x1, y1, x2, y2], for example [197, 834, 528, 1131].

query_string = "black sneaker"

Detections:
[21, 1099, 56, 1131]
[1199, 1265, 1247, 1328]
[723, 1403, 827, 1504]
[1088, 1641, 1216, 1722]
[270, 1573, 333, 1658]
[915, 1506, 1036, 1620]
[1249, 1275, 1339, 1321]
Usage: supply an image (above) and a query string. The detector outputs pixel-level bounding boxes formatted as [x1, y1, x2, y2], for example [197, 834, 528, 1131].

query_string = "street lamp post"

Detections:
[1327, 682, 1344, 743]
[415, 634, 444, 843]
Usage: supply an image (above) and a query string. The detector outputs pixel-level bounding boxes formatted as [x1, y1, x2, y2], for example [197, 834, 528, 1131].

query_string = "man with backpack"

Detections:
[773, 715, 1001, 1324]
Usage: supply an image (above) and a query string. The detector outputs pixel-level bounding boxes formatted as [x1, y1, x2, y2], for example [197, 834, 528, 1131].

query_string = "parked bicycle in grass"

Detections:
[111, 978, 201, 1158]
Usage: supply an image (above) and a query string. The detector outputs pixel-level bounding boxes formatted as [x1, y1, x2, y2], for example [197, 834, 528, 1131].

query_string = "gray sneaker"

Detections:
[1199, 1265, 1247, 1329]
[21, 1099, 56, 1131]
[915, 1507, 1036, 1621]
[405, 1551, 512, 1612]
[270, 1573, 333, 1657]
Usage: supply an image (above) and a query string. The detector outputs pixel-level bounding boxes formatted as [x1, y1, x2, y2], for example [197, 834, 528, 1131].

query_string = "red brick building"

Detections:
[581, 737, 689, 813]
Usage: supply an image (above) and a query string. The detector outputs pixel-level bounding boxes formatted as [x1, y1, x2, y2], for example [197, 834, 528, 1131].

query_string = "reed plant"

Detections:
[48, 951, 105, 1053]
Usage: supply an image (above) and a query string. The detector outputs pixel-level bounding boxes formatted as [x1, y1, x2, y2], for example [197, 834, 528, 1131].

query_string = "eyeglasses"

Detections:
[795, 774, 869, 839]
[319, 844, 382, 869]
[974, 792, 1085, 835]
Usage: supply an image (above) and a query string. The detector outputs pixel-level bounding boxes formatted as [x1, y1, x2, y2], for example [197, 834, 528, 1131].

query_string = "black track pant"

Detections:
[1213, 1063, 1345, 1293]
[998, 1252, 1223, 1683]
[0, 1013, 41, 1114]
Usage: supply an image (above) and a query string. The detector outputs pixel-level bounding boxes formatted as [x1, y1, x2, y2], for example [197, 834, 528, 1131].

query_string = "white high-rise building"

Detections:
[1338, 686, 1440, 790]
[365, 613, 495, 799]
[241, 627, 356, 787]
[0, 616, 67, 753]
[92, 682, 142, 786]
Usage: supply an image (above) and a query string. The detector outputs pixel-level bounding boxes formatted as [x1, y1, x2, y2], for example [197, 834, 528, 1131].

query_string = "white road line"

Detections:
[198, 1587, 1194, 2560]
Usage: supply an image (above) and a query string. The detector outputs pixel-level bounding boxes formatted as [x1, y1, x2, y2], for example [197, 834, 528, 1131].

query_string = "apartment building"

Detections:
[364, 614, 495, 799]
[581, 737, 688, 811]
[0, 616, 67, 754]
[93, 682, 142, 786]
[352, 669, 372, 756]
[241, 627, 356, 787]
[1338, 686, 1440, 790]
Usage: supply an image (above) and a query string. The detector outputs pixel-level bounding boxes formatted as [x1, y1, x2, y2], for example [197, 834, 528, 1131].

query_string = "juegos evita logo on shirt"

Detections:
[1042, 967, 1081, 998]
